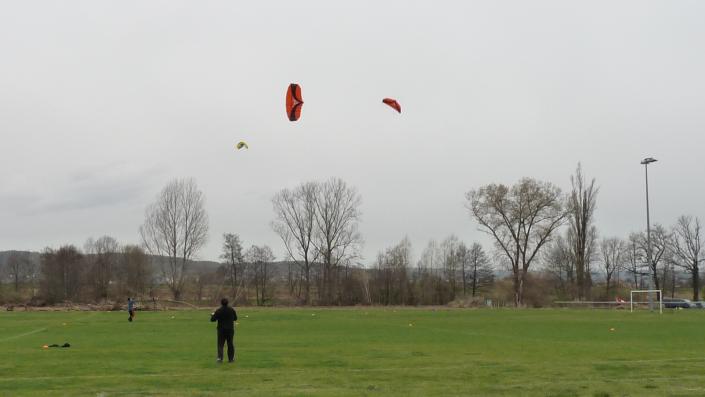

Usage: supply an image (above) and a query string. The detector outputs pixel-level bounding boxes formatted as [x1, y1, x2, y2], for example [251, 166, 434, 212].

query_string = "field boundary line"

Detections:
[0, 328, 47, 343]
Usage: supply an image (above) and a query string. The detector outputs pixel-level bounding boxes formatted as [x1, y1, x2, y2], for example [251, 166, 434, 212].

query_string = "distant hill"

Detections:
[0, 250, 294, 280]
[0, 250, 219, 268]
[0, 250, 40, 266]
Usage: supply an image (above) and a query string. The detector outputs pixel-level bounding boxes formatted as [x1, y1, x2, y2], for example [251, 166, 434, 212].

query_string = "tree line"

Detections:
[0, 241, 152, 305]
[469, 164, 704, 306]
[2, 168, 702, 307]
[543, 215, 703, 303]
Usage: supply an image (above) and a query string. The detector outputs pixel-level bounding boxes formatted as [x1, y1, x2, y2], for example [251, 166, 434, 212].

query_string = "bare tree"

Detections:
[430, 239, 449, 304]
[431, 239, 448, 304]
[440, 235, 461, 300]
[467, 178, 566, 306]
[4, 251, 33, 292]
[211, 265, 230, 303]
[40, 245, 84, 303]
[246, 245, 275, 306]
[542, 235, 575, 298]
[220, 233, 246, 301]
[359, 265, 372, 305]
[272, 182, 319, 304]
[84, 236, 119, 301]
[312, 177, 363, 305]
[566, 226, 599, 298]
[567, 164, 599, 300]
[633, 224, 671, 290]
[670, 215, 703, 301]
[457, 243, 469, 296]
[372, 237, 412, 305]
[117, 245, 152, 298]
[600, 237, 625, 298]
[139, 178, 209, 300]
[624, 233, 643, 289]
[414, 240, 439, 305]
[466, 243, 494, 297]
[191, 266, 219, 304]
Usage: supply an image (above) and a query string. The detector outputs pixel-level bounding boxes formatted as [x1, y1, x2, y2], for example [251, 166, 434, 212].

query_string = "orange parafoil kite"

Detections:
[286, 83, 304, 121]
[382, 98, 401, 113]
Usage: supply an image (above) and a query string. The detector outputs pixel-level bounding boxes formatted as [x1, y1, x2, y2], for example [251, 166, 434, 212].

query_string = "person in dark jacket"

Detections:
[210, 298, 237, 363]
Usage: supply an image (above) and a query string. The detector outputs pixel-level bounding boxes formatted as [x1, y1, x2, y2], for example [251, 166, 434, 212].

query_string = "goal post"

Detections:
[630, 289, 663, 313]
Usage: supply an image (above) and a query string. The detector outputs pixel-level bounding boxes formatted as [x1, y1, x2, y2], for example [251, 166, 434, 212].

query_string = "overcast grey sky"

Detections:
[1, 1, 704, 264]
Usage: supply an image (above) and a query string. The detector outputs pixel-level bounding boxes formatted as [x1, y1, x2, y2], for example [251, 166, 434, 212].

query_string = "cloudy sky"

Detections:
[1, 1, 704, 264]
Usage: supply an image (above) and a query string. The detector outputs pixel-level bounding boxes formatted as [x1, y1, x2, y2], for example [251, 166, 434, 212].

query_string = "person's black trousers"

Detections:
[217, 328, 235, 362]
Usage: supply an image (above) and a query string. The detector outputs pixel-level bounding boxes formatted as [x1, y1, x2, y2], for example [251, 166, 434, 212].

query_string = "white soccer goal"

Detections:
[630, 290, 663, 313]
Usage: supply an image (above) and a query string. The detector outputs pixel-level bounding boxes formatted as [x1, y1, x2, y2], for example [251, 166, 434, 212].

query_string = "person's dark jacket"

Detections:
[210, 305, 237, 331]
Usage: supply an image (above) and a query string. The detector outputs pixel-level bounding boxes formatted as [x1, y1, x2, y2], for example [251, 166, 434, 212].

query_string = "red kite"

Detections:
[286, 83, 304, 121]
[382, 98, 401, 113]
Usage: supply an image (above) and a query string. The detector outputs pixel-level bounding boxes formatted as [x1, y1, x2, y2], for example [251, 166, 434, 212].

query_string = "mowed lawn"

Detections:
[1, 308, 705, 396]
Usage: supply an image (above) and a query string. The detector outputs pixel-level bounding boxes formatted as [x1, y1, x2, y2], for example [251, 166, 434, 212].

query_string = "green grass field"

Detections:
[2, 308, 704, 396]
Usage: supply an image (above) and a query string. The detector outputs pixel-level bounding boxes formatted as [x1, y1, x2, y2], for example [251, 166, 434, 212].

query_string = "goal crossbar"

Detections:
[630, 289, 663, 314]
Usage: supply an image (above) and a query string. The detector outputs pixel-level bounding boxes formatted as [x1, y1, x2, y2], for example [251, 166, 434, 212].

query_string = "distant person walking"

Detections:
[127, 298, 135, 322]
[210, 298, 237, 363]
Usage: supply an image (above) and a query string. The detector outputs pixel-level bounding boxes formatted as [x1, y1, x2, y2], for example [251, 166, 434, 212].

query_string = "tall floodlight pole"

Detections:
[641, 157, 657, 309]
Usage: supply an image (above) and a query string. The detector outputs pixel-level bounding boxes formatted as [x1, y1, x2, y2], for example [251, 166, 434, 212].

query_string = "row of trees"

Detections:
[0, 236, 281, 306]
[468, 164, 704, 306]
[0, 241, 153, 304]
[40, 241, 155, 303]
[545, 216, 703, 301]
[3, 169, 701, 308]
[1, 252, 38, 294]
[217, 234, 277, 306]
[368, 237, 494, 306]
[213, 233, 495, 307]
[0, 178, 209, 305]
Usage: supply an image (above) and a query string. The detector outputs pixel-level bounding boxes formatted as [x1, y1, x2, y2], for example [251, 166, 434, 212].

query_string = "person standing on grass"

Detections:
[210, 298, 237, 363]
[127, 297, 135, 322]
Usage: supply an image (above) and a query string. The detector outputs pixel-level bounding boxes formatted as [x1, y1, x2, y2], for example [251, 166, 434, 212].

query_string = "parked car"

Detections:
[662, 297, 693, 309]
[690, 301, 705, 308]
